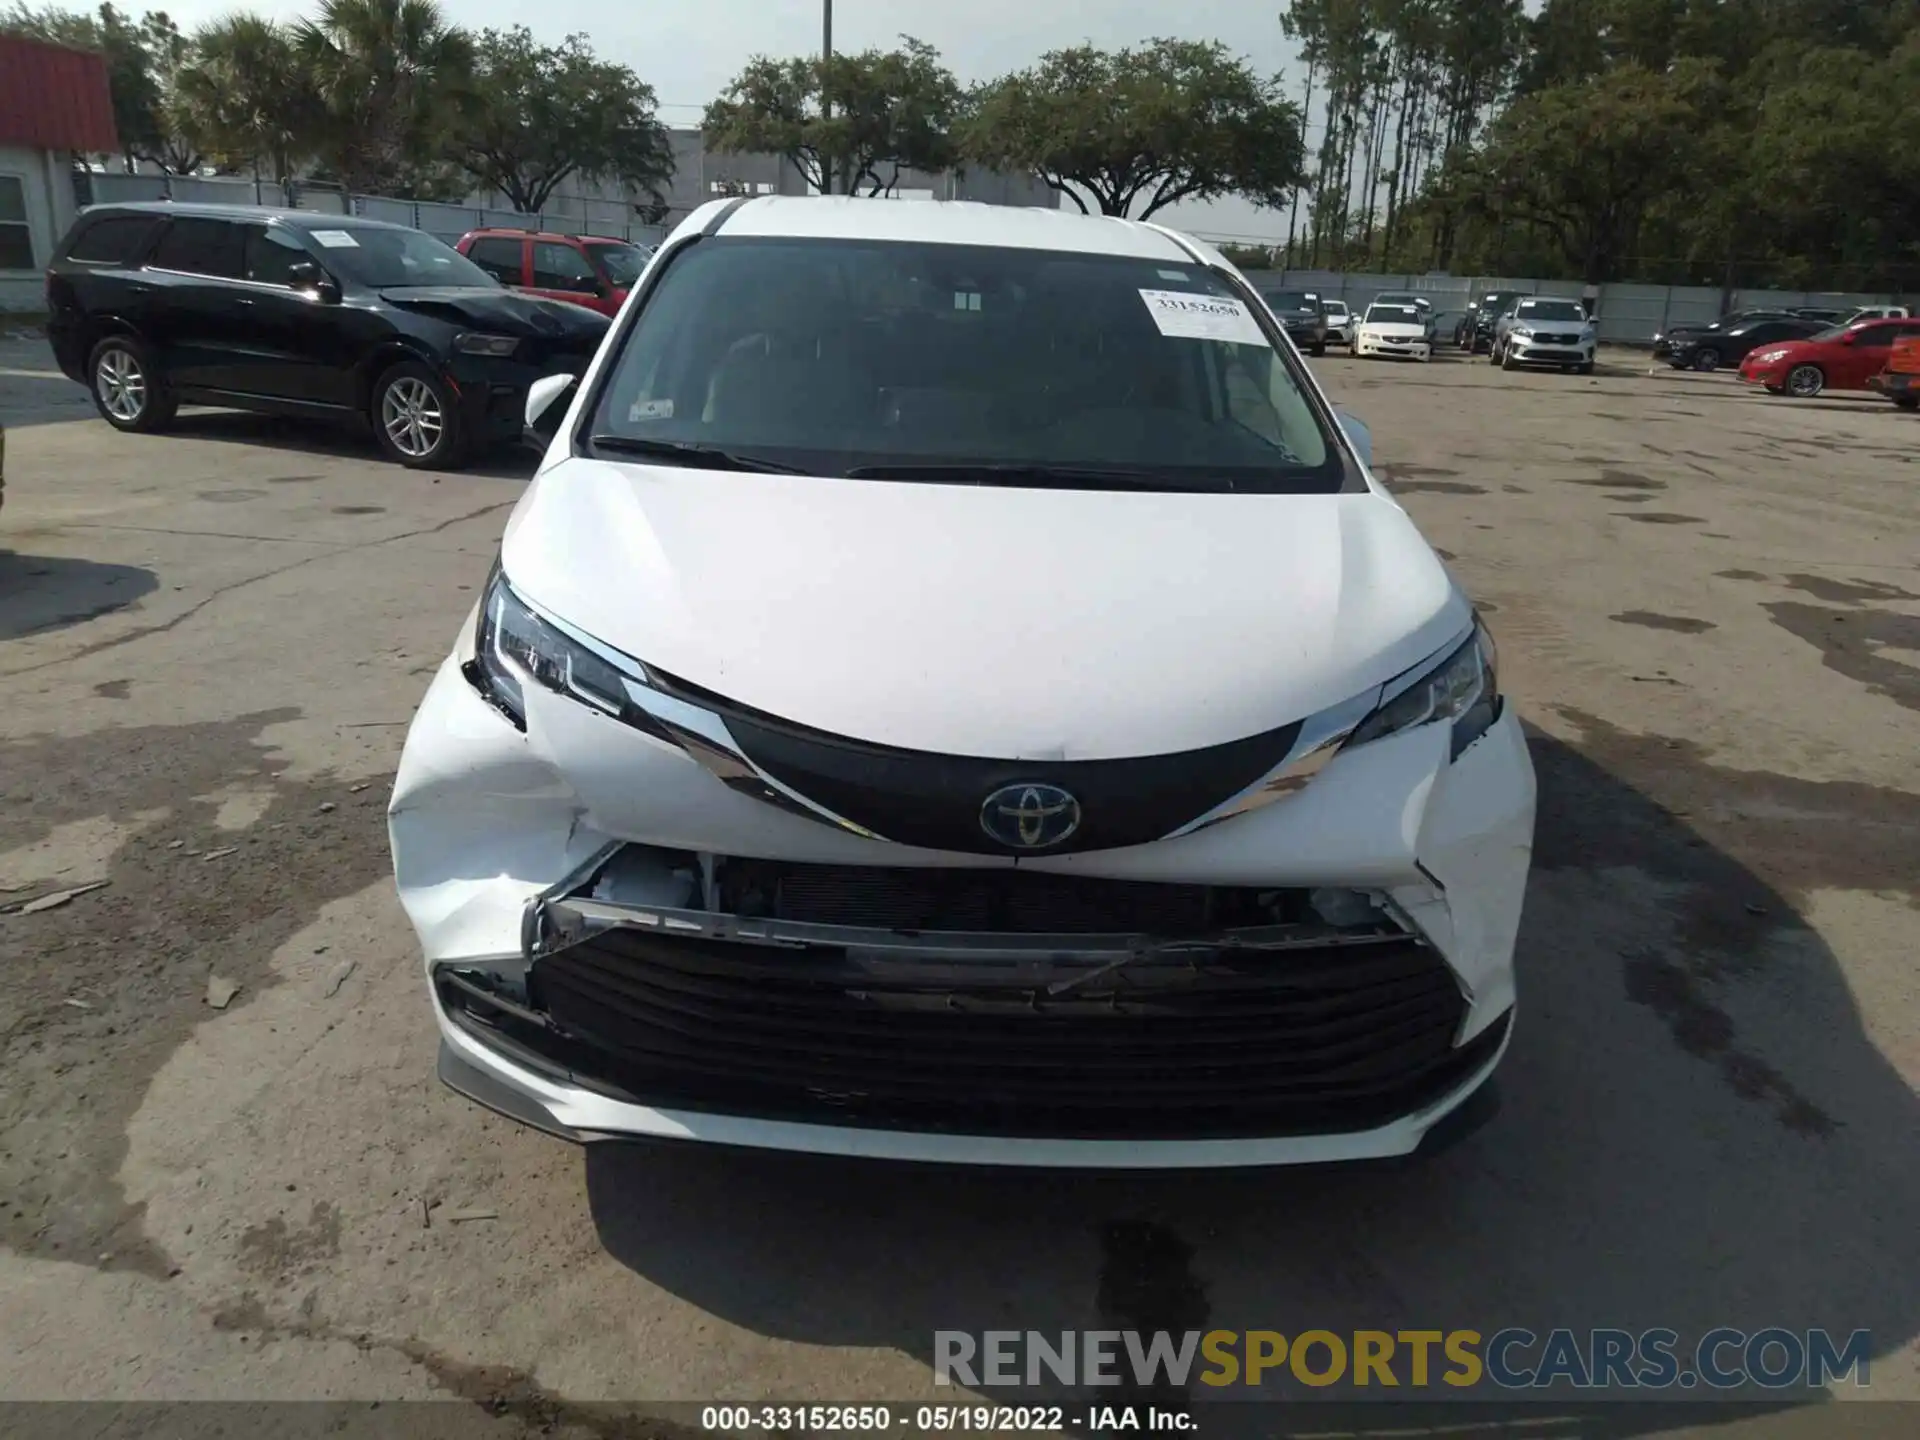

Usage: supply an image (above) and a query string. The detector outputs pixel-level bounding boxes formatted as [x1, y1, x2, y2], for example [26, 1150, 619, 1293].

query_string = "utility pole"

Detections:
[821, 0, 834, 196]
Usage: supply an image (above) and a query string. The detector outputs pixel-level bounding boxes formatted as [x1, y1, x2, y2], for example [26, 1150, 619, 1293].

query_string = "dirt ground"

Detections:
[2, 336, 1917, 1438]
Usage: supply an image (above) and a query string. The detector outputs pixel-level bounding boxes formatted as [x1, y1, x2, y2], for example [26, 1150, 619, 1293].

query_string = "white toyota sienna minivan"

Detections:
[389, 196, 1536, 1168]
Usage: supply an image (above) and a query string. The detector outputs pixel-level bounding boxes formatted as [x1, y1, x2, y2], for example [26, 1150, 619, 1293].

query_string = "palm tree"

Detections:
[292, 0, 472, 197]
[172, 15, 312, 184]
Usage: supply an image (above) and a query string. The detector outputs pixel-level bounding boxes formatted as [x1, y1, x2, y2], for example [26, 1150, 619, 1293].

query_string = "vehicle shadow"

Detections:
[0, 550, 159, 640]
[0, 351, 96, 428]
[579, 721, 1920, 1430]
[159, 409, 539, 480]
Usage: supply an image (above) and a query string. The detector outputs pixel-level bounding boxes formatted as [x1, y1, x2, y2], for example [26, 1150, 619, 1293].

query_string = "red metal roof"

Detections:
[0, 34, 120, 154]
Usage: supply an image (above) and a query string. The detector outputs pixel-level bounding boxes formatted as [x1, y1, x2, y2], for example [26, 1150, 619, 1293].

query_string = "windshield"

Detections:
[589, 242, 648, 287]
[1262, 290, 1320, 314]
[1514, 299, 1586, 323]
[1810, 325, 1849, 342]
[587, 237, 1338, 492]
[1366, 305, 1421, 325]
[310, 225, 495, 289]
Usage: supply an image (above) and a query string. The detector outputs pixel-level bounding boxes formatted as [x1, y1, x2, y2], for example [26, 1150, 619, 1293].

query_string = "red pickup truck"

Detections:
[454, 229, 653, 318]
[1867, 335, 1920, 410]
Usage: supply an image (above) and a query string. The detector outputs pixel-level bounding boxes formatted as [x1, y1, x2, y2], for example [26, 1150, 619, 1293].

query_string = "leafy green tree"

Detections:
[171, 14, 311, 181]
[1468, 60, 1714, 282]
[453, 27, 673, 214]
[704, 37, 962, 196]
[292, 0, 472, 197]
[962, 38, 1304, 221]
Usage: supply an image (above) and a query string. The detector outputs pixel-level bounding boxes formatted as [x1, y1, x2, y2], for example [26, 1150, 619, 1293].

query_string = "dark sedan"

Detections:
[1650, 308, 1796, 362]
[1665, 315, 1827, 372]
[1456, 290, 1528, 352]
[45, 203, 609, 469]
[1256, 288, 1329, 356]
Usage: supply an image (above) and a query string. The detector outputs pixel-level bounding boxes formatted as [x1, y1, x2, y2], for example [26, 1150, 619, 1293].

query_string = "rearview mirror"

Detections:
[524, 373, 578, 451]
[1336, 410, 1372, 468]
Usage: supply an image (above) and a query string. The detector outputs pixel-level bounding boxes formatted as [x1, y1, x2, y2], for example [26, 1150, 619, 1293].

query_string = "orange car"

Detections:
[1867, 334, 1920, 410]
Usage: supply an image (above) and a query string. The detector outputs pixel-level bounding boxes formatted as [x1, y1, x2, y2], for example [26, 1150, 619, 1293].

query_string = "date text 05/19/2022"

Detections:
[699, 1404, 1194, 1433]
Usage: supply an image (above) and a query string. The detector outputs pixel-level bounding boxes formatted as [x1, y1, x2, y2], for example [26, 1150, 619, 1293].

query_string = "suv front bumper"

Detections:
[391, 654, 1536, 1166]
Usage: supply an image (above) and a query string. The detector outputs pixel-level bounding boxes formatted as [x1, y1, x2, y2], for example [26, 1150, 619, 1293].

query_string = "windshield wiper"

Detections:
[586, 434, 809, 474]
[841, 462, 1230, 491]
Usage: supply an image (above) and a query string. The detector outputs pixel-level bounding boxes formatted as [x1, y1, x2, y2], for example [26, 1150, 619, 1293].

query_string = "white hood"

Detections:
[500, 464, 1465, 760]
[1362, 322, 1428, 341]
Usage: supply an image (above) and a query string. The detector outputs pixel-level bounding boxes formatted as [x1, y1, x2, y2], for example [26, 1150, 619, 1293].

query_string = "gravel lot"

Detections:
[2, 336, 1917, 1436]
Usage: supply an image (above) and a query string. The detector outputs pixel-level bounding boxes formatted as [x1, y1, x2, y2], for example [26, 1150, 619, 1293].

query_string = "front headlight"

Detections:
[1511, 326, 1534, 339]
[470, 566, 631, 728]
[1345, 620, 1501, 760]
[454, 332, 520, 357]
[1753, 348, 1789, 364]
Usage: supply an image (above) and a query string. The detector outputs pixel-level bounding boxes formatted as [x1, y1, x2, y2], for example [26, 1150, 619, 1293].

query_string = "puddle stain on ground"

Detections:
[237, 1200, 343, 1282]
[1609, 493, 1656, 503]
[1780, 574, 1920, 604]
[1764, 602, 1920, 713]
[1611, 611, 1717, 634]
[1618, 512, 1706, 525]
[331, 505, 386, 516]
[0, 710, 397, 1277]
[265, 474, 321, 484]
[1534, 712, 1920, 1133]
[1564, 470, 1666, 491]
[91, 679, 131, 699]
[195, 490, 267, 504]
[1096, 1219, 1211, 1405]
[1717, 569, 1769, 581]
[1390, 480, 1489, 494]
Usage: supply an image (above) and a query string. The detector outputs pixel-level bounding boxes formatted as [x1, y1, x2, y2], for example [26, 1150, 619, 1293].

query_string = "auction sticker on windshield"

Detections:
[1138, 289, 1267, 346]
[311, 230, 360, 248]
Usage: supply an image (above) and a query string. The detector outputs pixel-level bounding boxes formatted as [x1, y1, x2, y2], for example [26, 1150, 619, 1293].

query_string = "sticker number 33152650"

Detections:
[1137, 288, 1268, 346]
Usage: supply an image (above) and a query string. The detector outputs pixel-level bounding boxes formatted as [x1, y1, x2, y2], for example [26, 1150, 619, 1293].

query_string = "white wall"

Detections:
[0, 142, 72, 313]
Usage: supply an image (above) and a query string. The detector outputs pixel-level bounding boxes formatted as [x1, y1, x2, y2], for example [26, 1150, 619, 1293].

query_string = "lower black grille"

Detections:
[477, 921, 1495, 1140]
[715, 859, 1301, 934]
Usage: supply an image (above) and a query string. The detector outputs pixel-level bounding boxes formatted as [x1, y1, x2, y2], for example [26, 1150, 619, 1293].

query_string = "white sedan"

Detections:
[390, 196, 1534, 1170]
[1324, 299, 1353, 347]
[1355, 302, 1433, 361]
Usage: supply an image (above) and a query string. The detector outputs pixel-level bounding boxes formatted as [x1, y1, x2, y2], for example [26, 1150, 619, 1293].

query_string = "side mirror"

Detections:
[1336, 410, 1372, 468]
[1838, 333, 1856, 346]
[524, 373, 578, 451]
[288, 260, 340, 304]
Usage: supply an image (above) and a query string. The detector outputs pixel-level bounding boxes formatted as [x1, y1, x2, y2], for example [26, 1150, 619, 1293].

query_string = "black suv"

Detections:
[1455, 290, 1528, 353]
[45, 203, 610, 469]
[1255, 288, 1329, 356]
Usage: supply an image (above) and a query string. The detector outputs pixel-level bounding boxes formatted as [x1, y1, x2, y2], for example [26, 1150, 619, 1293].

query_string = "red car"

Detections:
[1739, 316, 1920, 398]
[453, 228, 653, 317]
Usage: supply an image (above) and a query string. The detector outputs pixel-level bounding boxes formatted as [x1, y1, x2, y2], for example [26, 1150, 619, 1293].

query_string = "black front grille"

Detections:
[715, 859, 1301, 934]
[647, 668, 1303, 857]
[1534, 333, 1581, 345]
[486, 920, 1493, 1140]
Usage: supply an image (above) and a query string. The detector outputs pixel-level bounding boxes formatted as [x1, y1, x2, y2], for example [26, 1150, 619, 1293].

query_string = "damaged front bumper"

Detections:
[391, 653, 1535, 1167]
